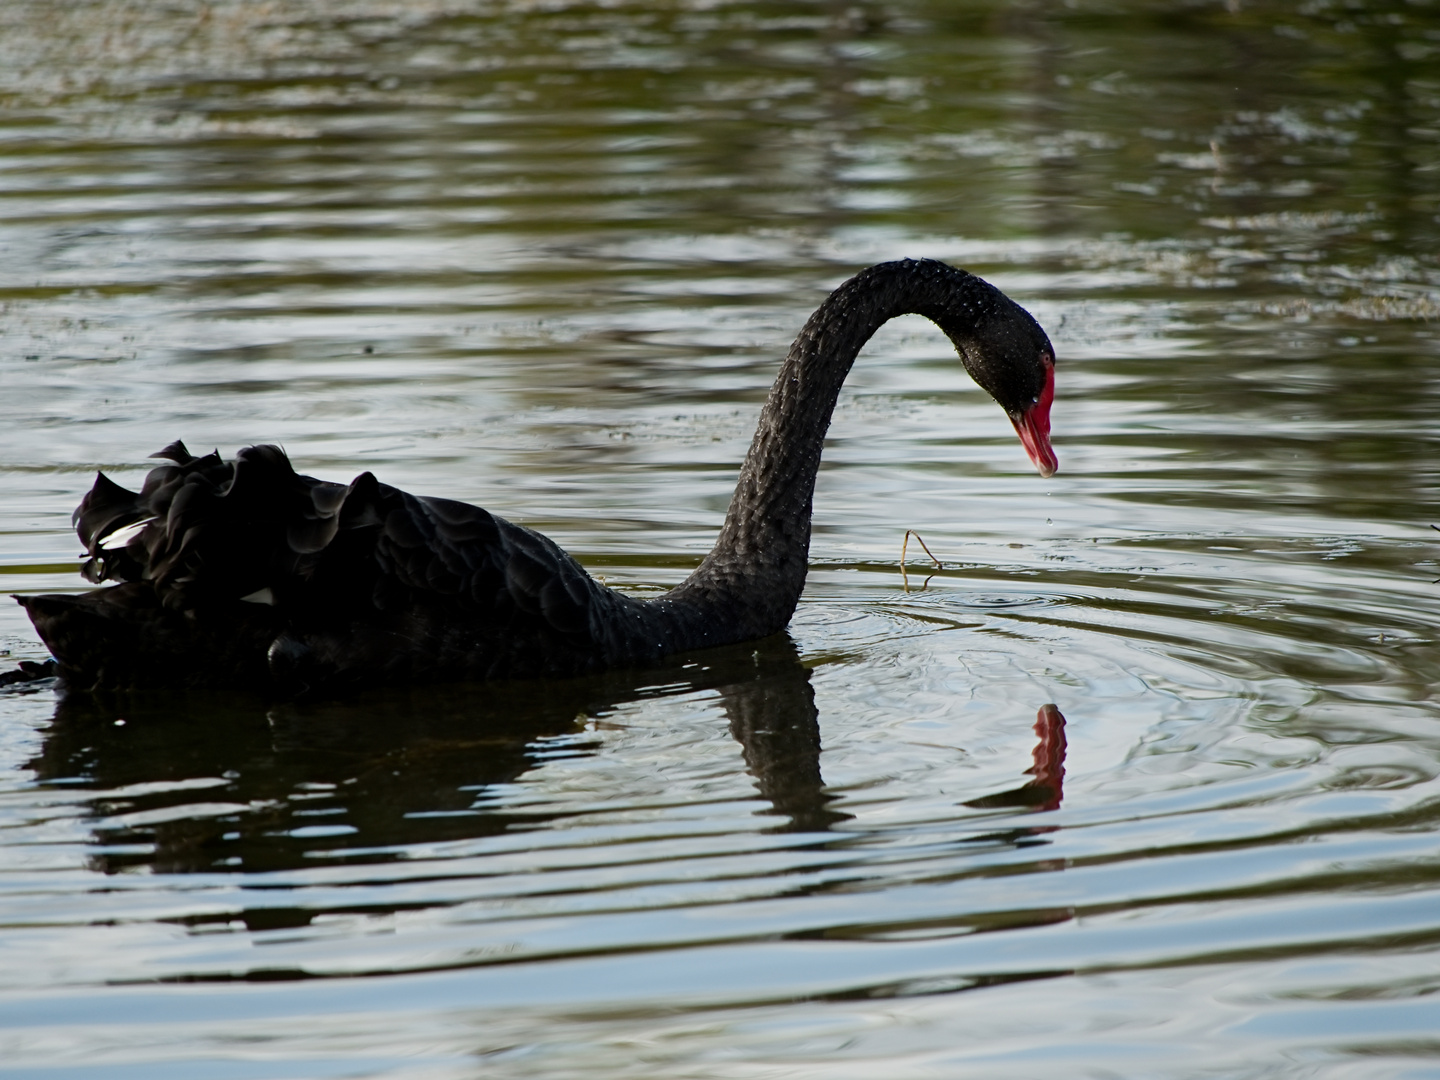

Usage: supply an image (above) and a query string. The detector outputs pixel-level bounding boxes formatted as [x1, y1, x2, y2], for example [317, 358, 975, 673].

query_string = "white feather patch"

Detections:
[100, 519, 153, 549]
[239, 587, 276, 606]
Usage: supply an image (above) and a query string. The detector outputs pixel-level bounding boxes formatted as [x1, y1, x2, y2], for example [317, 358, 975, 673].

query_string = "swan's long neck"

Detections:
[650, 260, 1006, 649]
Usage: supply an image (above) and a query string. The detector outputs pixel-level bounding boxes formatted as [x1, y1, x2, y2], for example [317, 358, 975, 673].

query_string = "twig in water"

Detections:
[900, 530, 944, 593]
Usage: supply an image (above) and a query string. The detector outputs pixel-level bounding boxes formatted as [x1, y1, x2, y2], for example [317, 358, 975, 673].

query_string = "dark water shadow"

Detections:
[27, 635, 848, 881]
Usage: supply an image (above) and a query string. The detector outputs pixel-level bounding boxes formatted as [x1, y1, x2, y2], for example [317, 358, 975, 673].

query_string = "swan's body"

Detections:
[18, 260, 1057, 693]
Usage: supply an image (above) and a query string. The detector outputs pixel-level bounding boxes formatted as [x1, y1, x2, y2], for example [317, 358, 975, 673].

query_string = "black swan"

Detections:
[16, 259, 1057, 693]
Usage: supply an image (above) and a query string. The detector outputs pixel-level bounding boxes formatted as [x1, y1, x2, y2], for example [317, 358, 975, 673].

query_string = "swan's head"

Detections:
[940, 286, 1058, 479]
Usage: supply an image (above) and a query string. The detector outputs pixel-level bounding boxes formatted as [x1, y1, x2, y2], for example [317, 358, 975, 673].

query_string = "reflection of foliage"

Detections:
[2, 0, 1434, 271]
[0, 0, 1433, 349]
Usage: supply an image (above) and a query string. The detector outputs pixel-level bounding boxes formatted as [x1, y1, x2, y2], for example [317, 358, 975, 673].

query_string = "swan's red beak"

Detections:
[1010, 355, 1057, 478]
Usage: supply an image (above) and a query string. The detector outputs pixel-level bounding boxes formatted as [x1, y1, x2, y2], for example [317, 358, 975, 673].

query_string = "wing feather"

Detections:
[53, 443, 626, 688]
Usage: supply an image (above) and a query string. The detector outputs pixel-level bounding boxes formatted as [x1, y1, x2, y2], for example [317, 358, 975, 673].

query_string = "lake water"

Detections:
[2, 1, 1439, 1076]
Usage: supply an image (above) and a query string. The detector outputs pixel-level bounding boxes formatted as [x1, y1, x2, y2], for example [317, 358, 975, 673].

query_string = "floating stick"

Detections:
[900, 529, 944, 592]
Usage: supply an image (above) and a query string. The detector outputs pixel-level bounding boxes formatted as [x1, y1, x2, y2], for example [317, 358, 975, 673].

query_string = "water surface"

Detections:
[2, 1, 1439, 1077]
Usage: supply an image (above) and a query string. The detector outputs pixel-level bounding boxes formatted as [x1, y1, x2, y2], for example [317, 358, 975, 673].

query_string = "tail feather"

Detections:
[22, 442, 625, 691]
[149, 439, 194, 464]
[73, 444, 357, 611]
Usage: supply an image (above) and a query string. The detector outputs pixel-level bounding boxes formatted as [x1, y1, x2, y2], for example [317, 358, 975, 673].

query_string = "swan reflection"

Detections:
[25, 644, 1066, 881]
[27, 637, 842, 875]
